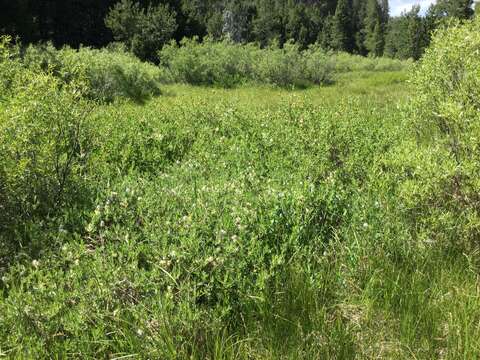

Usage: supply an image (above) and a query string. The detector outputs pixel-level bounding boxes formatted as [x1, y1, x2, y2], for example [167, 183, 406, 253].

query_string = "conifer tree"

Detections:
[364, 0, 385, 56]
[406, 6, 426, 60]
[332, 0, 354, 52]
[286, 0, 311, 47]
[384, 5, 427, 60]
[430, 0, 474, 19]
[380, 0, 390, 25]
[352, 0, 368, 54]
[319, 15, 335, 49]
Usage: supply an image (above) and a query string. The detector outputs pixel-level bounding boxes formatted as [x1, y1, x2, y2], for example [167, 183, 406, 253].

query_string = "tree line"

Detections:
[0, 0, 476, 62]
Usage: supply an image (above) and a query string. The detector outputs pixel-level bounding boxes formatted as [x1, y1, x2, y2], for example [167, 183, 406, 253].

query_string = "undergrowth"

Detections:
[20, 42, 164, 103]
[1, 18, 480, 359]
[159, 38, 410, 88]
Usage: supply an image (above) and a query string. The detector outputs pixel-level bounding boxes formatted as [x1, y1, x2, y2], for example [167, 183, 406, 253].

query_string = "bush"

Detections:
[303, 44, 337, 85]
[159, 38, 335, 88]
[21, 43, 164, 103]
[396, 17, 480, 250]
[331, 52, 411, 73]
[159, 37, 255, 87]
[252, 41, 307, 87]
[0, 36, 24, 97]
[413, 18, 480, 138]
[0, 39, 94, 246]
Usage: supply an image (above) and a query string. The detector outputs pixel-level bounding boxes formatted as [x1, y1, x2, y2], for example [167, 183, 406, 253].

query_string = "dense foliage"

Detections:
[1, 17, 480, 358]
[20, 42, 164, 103]
[159, 38, 335, 87]
[408, 17, 480, 250]
[0, 35, 94, 268]
[1, 0, 476, 62]
[105, 0, 178, 61]
[158, 38, 409, 87]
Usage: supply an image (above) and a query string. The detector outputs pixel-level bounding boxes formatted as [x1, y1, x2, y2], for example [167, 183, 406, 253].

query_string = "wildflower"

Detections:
[32, 260, 40, 268]
[159, 259, 171, 268]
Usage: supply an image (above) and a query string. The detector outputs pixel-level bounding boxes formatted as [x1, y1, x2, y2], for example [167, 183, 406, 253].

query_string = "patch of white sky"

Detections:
[390, 0, 436, 16]
[390, 0, 479, 16]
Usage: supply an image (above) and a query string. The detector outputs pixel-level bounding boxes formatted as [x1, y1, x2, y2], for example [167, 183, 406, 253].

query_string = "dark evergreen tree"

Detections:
[331, 0, 354, 52]
[429, 0, 474, 19]
[384, 6, 427, 60]
[253, 0, 286, 46]
[352, 0, 367, 54]
[319, 15, 335, 49]
[364, 0, 386, 56]
[285, 0, 309, 47]
[380, 0, 390, 25]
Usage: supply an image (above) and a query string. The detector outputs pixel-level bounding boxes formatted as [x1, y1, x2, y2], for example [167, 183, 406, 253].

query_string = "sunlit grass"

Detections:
[2, 67, 480, 359]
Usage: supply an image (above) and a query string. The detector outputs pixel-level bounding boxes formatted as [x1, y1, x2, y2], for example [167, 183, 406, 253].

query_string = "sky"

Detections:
[390, 0, 436, 16]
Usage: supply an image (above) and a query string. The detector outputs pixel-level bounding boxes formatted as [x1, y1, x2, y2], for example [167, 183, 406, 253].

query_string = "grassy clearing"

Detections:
[160, 71, 410, 110]
[2, 69, 479, 359]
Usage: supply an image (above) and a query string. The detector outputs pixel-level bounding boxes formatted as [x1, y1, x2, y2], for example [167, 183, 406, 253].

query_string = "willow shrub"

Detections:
[159, 38, 335, 88]
[0, 37, 94, 257]
[21, 43, 164, 103]
[331, 52, 411, 73]
[390, 17, 480, 250]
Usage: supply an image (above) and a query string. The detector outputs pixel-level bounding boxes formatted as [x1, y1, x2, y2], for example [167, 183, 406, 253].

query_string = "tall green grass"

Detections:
[331, 51, 413, 72]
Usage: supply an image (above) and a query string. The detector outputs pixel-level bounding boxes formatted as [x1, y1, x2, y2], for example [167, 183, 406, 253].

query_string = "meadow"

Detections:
[1, 18, 480, 359]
